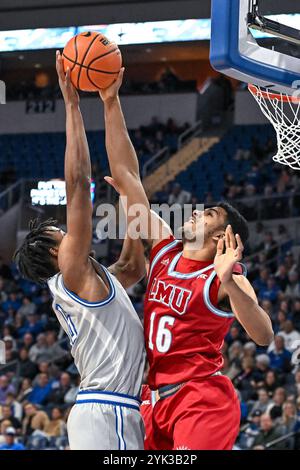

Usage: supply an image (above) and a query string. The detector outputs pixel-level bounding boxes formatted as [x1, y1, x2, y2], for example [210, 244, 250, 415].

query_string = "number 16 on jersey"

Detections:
[148, 311, 175, 353]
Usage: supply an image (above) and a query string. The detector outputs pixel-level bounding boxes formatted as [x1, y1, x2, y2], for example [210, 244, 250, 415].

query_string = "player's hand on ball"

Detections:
[56, 50, 79, 106]
[213, 225, 244, 285]
[99, 67, 125, 103]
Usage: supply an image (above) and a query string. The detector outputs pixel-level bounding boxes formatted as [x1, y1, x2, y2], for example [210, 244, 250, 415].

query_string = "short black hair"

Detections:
[217, 201, 249, 244]
[13, 218, 59, 284]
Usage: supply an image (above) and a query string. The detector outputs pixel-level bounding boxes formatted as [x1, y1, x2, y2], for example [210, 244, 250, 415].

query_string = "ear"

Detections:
[49, 246, 59, 258]
[212, 231, 225, 243]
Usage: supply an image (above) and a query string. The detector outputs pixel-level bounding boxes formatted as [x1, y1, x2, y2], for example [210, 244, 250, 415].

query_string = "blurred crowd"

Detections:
[6, 67, 196, 102]
[152, 136, 300, 221]
[0, 259, 76, 450]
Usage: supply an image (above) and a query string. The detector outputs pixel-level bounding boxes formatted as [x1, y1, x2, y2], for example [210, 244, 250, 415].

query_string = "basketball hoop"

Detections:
[248, 84, 300, 170]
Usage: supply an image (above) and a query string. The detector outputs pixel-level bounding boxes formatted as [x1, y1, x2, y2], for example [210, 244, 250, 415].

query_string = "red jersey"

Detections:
[144, 236, 245, 389]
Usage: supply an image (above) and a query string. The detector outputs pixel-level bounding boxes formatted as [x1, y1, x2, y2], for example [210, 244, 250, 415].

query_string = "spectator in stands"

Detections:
[253, 268, 269, 294]
[264, 370, 279, 398]
[168, 183, 191, 206]
[44, 331, 69, 364]
[250, 388, 272, 416]
[252, 414, 285, 450]
[0, 375, 15, 405]
[18, 348, 38, 380]
[227, 340, 243, 377]
[240, 184, 257, 221]
[5, 392, 22, 422]
[22, 332, 35, 351]
[268, 335, 292, 373]
[35, 288, 52, 316]
[243, 342, 257, 359]
[269, 387, 287, 420]
[28, 333, 48, 363]
[234, 357, 257, 401]
[0, 404, 21, 433]
[254, 355, 271, 387]
[252, 222, 265, 252]
[1, 292, 21, 314]
[284, 251, 298, 275]
[16, 378, 33, 403]
[287, 370, 300, 398]
[17, 312, 44, 339]
[292, 299, 300, 331]
[285, 272, 300, 299]
[0, 427, 26, 450]
[275, 265, 289, 292]
[258, 232, 278, 265]
[276, 402, 298, 449]
[277, 320, 300, 353]
[154, 183, 171, 205]
[46, 372, 72, 406]
[17, 296, 36, 317]
[276, 224, 291, 249]
[3, 336, 18, 360]
[226, 324, 245, 346]
[238, 409, 262, 449]
[22, 403, 50, 437]
[27, 373, 53, 406]
[44, 407, 66, 437]
[259, 276, 281, 304]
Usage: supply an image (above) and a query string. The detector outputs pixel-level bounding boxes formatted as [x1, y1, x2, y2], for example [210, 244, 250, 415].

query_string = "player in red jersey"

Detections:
[99, 72, 274, 450]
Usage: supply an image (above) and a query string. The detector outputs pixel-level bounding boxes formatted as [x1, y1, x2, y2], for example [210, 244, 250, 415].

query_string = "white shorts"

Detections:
[67, 390, 145, 450]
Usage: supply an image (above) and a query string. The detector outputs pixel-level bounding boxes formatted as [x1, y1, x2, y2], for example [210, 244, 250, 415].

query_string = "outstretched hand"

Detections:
[56, 50, 79, 106]
[99, 67, 125, 103]
[214, 225, 244, 285]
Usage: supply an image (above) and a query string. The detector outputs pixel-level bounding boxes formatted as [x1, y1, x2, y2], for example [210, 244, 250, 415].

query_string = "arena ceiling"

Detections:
[0, 1, 299, 31]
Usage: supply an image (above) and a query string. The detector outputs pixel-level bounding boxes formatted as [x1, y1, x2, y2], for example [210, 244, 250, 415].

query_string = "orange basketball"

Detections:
[62, 31, 122, 91]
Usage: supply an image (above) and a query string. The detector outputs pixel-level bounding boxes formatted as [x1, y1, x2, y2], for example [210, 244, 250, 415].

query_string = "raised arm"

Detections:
[55, 51, 93, 292]
[99, 71, 172, 248]
[216, 226, 274, 346]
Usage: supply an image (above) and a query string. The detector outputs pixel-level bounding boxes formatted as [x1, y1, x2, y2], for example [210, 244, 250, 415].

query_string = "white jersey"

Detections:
[47, 263, 145, 397]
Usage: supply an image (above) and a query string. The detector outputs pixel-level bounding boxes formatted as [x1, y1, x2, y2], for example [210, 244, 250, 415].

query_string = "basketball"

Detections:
[62, 31, 122, 91]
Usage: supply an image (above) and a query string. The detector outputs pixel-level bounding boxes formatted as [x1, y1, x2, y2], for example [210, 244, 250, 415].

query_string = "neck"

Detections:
[182, 242, 214, 261]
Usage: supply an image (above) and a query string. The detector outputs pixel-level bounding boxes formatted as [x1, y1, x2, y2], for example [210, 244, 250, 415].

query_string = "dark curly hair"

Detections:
[14, 218, 60, 284]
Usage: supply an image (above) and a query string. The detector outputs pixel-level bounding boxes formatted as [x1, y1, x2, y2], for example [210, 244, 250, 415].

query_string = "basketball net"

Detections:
[248, 84, 300, 170]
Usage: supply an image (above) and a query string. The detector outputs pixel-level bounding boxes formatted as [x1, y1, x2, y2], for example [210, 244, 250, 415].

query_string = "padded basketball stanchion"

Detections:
[248, 84, 300, 170]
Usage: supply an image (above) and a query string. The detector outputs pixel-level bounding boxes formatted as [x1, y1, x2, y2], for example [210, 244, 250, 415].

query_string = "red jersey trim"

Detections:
[150, 235, 176, 264]
[148, 237, 182, 282]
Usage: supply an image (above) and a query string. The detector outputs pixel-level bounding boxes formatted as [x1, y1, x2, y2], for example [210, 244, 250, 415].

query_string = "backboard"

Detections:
[210, 0, 300, 94]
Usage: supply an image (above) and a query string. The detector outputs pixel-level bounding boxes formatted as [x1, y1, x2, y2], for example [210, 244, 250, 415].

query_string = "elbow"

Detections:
[113, 166, 139, 185]
[255, 329, 274, 347]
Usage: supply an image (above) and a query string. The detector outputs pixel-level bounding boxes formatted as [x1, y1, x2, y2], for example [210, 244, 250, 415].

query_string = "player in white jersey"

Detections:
[13, 52, 146, 450]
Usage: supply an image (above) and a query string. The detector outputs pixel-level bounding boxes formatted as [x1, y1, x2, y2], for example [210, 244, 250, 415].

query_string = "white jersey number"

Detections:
[149, 312, 175, 353]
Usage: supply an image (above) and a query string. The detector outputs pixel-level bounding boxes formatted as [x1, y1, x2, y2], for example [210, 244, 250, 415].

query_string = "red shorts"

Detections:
[140, 385, 156, 450]
[150, 375, 241, 450]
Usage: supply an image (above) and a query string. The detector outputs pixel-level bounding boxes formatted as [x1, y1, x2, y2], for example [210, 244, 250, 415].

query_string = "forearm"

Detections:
[223, 279, 274, 346]
[65, 103, 91, 191]
[104, 97, 139, 181]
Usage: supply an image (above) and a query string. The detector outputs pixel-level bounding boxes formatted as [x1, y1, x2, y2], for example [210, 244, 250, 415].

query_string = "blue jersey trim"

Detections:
[78, 389, 141, 403]
[167, 252, 214, 279]
[60, 265, 116, 308]
[203, 270, 235, 318]
[120, 407, 126, 450]
[114, 407, 121, 450]
[76, 399, 139, 411]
